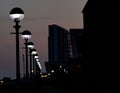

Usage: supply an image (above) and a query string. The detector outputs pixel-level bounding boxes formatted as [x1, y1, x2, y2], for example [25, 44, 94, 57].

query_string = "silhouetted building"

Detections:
[48, 24, 71, 71]
[69, 29, 84, 59]
[82, 0, 118, 64]
[82, 0, 119, 88]
[44, 62, 51, 73]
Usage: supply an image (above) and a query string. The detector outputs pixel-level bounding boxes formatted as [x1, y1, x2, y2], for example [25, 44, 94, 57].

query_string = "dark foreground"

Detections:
[0, 74, 120, 93]
[0, 71, 88, 93]
[1, 64, 120, 93]
[0, 79, 65, 93]
[0, 75, 81, 93]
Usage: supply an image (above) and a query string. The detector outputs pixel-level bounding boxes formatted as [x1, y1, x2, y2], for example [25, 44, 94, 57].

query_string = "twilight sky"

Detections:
[0, 0, 87, 79]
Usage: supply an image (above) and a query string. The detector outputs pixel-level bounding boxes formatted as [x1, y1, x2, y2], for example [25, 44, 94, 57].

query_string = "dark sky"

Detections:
[0, 0, 87, 79]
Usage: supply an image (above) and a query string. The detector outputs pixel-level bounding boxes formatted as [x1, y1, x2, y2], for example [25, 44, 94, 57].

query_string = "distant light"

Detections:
[51, 70, 54, 73]
[60, 65, 62, 68]
[31, 70, 34, 73]
[41, 75, 47, 78]
[0, 80, 4, 85]
[64, 69, 68, 73]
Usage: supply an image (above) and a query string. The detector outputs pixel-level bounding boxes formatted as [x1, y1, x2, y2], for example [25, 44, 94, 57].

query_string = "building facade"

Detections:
[82, 0, 119, 88]
[48, 24, 71, 66]
[69, 29, 84, 59]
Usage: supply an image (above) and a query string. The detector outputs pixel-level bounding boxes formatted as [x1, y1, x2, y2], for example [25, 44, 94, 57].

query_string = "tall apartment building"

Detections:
[48, 24, 71, 66]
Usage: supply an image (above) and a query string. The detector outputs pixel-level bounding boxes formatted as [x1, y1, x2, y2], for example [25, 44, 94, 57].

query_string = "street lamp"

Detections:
[21, 30, 32, 40]
[9, 7, 24, 81]
[37, 61, 42, 70]
[31, 49, 37, 55]
[35, 58, 40, 62]
[36, 61, 42, 77]
[31, 49, 37, 78]
[35, 58, 41, 78]
[27, 42, 34, 49]
[21, 30, 31, 79]
[27, 42, 34, 78]
[34, 54, 39, 59]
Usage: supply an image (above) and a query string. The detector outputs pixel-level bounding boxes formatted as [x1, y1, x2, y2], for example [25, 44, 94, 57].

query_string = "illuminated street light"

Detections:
[31, 49, 37, 55]
[10, 7, 24, 21]
[31, 49, 37, 77]
[21, 30, 31, 40]
[9, 7, 24, 81]
[21, 30, 31, 79]
[34, 54, 39, 59]
[27, 42, 34, 78]
[51, 70, 55, 73]
[35, 58, 39, 62]
[37, 61, 42, 70]
[27, 42, 34, 49]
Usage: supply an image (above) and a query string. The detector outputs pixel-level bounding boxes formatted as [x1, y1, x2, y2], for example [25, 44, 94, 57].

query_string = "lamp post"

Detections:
[9, 7, 24, 81]
[27, 42, 34, 79]
[31, 49, 37, 79]
[36, 61, 42, 74]
[35, 58, 41, 79]
[21, 30, 31, 79]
